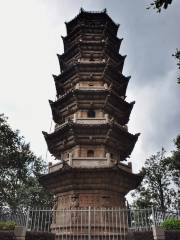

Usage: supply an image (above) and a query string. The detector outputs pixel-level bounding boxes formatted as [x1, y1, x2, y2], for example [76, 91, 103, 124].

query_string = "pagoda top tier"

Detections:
[65, 8, 119, 35]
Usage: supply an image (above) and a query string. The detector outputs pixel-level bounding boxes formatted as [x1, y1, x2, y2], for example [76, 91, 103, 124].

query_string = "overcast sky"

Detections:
[0, 0, 179, 173]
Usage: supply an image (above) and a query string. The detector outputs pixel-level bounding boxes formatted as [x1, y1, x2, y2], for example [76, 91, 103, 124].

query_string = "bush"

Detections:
[0, 221, 16, 230]
[26, 231, 55, 240]
[161, 218, 180, 230]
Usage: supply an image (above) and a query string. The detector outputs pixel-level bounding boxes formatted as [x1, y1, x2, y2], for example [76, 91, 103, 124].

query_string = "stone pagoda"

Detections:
[41, 9, 142, 211]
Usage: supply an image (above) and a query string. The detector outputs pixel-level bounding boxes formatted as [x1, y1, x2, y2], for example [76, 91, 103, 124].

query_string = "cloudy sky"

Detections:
[0, 0, 179, 173]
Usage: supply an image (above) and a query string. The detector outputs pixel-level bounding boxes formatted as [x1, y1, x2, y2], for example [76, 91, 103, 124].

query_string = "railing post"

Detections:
[88, 206, 91, 240]
[152, 206, 156, 227]
[25, 207, 30, 230]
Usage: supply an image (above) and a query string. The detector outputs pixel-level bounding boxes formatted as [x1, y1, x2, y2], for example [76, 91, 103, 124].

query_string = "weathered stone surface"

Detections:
[14, 226, 26, 240]
[40, 166, 143, 209]
[40, 10, 143, 237]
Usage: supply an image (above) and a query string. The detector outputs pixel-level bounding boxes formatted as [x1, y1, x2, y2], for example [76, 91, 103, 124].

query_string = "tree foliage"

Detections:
[172, 50, 180, 83]
[0, 114, 53, 213]
[147, 0, 173, 12]
[165, 136, 180, 208]
[171, 135, 180, 170]
[132, 148, 179, 210]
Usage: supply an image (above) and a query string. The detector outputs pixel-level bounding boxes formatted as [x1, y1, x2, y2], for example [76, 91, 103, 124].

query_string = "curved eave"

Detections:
[48, 89, 134, 125]
[58, 41, 125, 67]
[53, 61, 128, 88]
[62, 32, 123, 54]
[54, 71, 130, 98]
[39, 166, 144, 194]
[52, 62, 106, 84]
[53, 74, 65, 96]
[43, 122, 139, 140]
[66, 8, 119, 35]
[49, 89, 133, 110]
[42, 122, 140, 158]
[105, 64, 131, 84]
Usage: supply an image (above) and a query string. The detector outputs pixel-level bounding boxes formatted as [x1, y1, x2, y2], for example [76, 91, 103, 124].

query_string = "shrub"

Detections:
[0, 221, 16, 230]
[161, 218, 180, 230]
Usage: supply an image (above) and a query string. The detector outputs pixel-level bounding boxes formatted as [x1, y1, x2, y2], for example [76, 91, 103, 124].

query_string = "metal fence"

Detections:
[0, 211, 27, 227]
[0, 208, 180, 239]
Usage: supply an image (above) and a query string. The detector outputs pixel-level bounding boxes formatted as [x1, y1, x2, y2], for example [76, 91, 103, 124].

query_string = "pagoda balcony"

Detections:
[54, 118, 108, 130]
[75, 117, 107, 124]
[54, 118, 128, 131]
[75, 84, 106, 90]
[48, 154, 132, 173]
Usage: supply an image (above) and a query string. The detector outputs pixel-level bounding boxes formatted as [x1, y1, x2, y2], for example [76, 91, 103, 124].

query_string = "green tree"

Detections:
[172, 50, 180, 83]
[0, 114, 53, 213]
[132, 148, 177, 210]
[165, 136, 180, 208]
[148, 0, 173, 12]
[172, 135, 180, 170]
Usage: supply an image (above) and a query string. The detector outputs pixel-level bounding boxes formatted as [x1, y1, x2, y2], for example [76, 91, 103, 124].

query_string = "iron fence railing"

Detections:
[0, 211, 27, 227]
[0, 207, 179, 239]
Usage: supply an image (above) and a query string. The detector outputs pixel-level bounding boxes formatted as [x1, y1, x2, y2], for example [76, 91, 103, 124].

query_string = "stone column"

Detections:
[152, 226, 165, 240]
[73, 113, 77, 123]
[68, 153, 73, 166]
[104, 113, 109, 123]
[106, 152, 111, 167]
[14, 226, 26, 240]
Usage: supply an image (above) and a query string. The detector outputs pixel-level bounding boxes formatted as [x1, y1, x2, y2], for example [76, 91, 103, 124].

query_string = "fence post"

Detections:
[88, 206, 91, 240]
[25, 207, 30, 230]
[152, 206, 156, 227]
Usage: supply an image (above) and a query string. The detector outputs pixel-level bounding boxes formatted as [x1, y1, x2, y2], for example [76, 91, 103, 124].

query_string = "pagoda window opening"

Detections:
[87, 150, 94, 157]
[87, 110, 96, 118]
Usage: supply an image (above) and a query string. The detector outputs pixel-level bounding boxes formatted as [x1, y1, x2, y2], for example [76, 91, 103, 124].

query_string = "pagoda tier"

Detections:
[49, 89, 134, 125]
[40, 167, 143, 208]
[43, 121, 139, 161]
[62, 30, 122, 53]
[54, 62, 130, 97]
[65, 8, 119, 36]
[58, 41, 125, 72]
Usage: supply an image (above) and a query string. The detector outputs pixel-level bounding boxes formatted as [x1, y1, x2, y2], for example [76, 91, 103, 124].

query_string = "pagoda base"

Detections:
[40, 165, 142, 238]
[54, 190, 125, 209]
[40, 165, 142, 209]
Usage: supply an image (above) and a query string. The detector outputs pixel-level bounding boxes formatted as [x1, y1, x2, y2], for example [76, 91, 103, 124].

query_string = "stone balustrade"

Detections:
[75, 118, 107, 124]
[48, 156, 132, 173]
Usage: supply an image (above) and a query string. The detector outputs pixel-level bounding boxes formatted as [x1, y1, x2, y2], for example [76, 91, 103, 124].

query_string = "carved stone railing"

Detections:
[75, 118, 107, 124]
[48, 162, 63, 173]
[48, 155, 132, 173]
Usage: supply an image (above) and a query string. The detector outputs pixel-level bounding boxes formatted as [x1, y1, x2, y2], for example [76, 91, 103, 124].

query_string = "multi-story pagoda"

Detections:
[41, 9, 142, 211]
